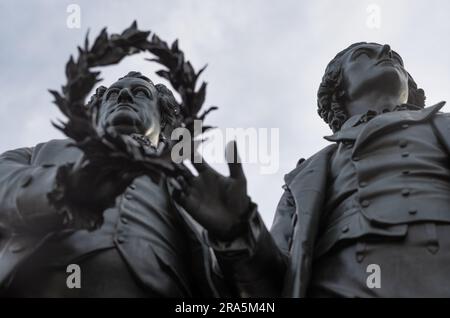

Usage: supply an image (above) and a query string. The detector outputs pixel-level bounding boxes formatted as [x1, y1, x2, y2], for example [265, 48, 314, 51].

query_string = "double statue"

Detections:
[0, 23, 449, 297]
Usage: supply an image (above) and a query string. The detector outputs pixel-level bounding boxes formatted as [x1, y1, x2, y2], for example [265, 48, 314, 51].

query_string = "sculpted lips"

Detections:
[107, 103, 141, 127]
[110, 103, 138, 113]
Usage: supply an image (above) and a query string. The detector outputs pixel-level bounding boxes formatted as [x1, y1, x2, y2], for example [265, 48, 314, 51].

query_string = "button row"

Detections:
[117, 184, 135, 244]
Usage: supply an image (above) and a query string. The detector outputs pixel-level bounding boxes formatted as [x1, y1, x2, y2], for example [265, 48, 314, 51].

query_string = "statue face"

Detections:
[96, 77, 161, 142]
[341, 43, 409, 106]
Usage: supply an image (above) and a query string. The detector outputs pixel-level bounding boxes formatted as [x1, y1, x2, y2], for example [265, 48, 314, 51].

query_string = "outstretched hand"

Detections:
[172, 141, 252, 241]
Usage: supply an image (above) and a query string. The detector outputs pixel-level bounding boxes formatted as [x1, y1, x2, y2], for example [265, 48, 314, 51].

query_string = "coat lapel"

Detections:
[282, 144, 336, 297]
[166, 179, 225, 297]
[353, 102, 446, 153]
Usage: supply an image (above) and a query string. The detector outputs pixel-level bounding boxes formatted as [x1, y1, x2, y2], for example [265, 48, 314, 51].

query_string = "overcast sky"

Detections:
[1, 0, 449, 225]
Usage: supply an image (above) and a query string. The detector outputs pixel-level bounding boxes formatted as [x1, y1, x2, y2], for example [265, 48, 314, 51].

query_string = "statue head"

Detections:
[89, 71, 181, 145]
[317, 42, 426, 132]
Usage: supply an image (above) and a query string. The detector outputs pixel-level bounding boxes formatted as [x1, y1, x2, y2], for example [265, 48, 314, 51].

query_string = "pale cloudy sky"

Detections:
[0, 0, 449, 225]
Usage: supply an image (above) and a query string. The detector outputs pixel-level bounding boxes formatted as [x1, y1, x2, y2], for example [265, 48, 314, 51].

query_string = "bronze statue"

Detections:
[175, 42, 450, 297]
[1, 20, 449, 298]
[0, 23, 222, 297]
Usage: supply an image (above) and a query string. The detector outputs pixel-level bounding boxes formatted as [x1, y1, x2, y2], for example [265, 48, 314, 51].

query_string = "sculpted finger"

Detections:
[225, 140, 245, 180]
[176, 175, 191, 189]
[178, 162, 195, 181]
[191, 156, 213, 174]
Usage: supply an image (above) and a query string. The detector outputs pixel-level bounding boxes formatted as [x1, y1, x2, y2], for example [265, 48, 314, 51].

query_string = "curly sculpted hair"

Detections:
[317, 42, 426, 132]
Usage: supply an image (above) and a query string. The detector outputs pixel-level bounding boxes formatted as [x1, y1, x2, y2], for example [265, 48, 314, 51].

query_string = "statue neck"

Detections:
[345, 93, 406, 117]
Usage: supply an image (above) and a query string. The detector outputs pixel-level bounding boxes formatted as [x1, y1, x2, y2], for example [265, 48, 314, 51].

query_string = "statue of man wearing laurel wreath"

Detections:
[0, 22, 223, 297]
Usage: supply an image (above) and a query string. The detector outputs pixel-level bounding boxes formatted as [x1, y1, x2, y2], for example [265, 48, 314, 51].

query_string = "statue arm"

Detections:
[173, 142, 296, 297]
[0, 146, 64, 234]
[210, 189, 295, 297]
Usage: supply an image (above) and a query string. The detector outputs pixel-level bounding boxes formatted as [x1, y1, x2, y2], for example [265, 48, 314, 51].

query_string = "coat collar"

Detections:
[324, 101, 446, 144]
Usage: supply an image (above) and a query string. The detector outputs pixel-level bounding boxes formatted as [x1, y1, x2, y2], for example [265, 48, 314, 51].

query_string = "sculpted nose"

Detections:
[378, 44, 393, 59]
[118, 88, 133, 103]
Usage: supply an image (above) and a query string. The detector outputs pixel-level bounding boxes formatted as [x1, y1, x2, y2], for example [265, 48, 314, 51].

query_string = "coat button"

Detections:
[121, 216, 129, 224]
[402, 170, 410, 175]
[399, 140, 408, 148]
[129, 184, 136, 190]
[359, 181, 368, 187]
[352, 156, 361, 162]
[409, 209, 417, 215]
[402, 189, 410, 196]
[125, 194, 133, 200]
[117, 236, 126, 244]
[401, 152, 410, 158]
[341, 225, 349, 233]
[361, 200, 370, 208]
[402, 124, 409, 129]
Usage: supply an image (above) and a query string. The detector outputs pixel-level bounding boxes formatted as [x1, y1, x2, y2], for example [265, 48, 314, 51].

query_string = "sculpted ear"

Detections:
[88, 85, 107, 124]
[155, 84, 182, 143]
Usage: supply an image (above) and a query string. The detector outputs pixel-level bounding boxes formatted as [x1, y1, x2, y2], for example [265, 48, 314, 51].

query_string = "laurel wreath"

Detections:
[49, 21, 216, 177]
[47, 21, 216, 229]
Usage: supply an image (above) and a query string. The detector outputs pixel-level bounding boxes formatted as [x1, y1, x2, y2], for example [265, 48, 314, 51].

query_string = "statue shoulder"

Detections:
[34, 138, 73, 152]
[26, 138, 77, 163]
[434, 111, 450, 118]
[431, 112, 450, 153]
[284, 144, 337, 185]
[433, 111, 450, 126]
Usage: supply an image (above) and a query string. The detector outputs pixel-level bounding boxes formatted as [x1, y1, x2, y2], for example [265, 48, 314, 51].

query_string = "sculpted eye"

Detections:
[133, 87, 151, 98]
[355, 51, 370, 59]
[106, 89, 119, 100]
